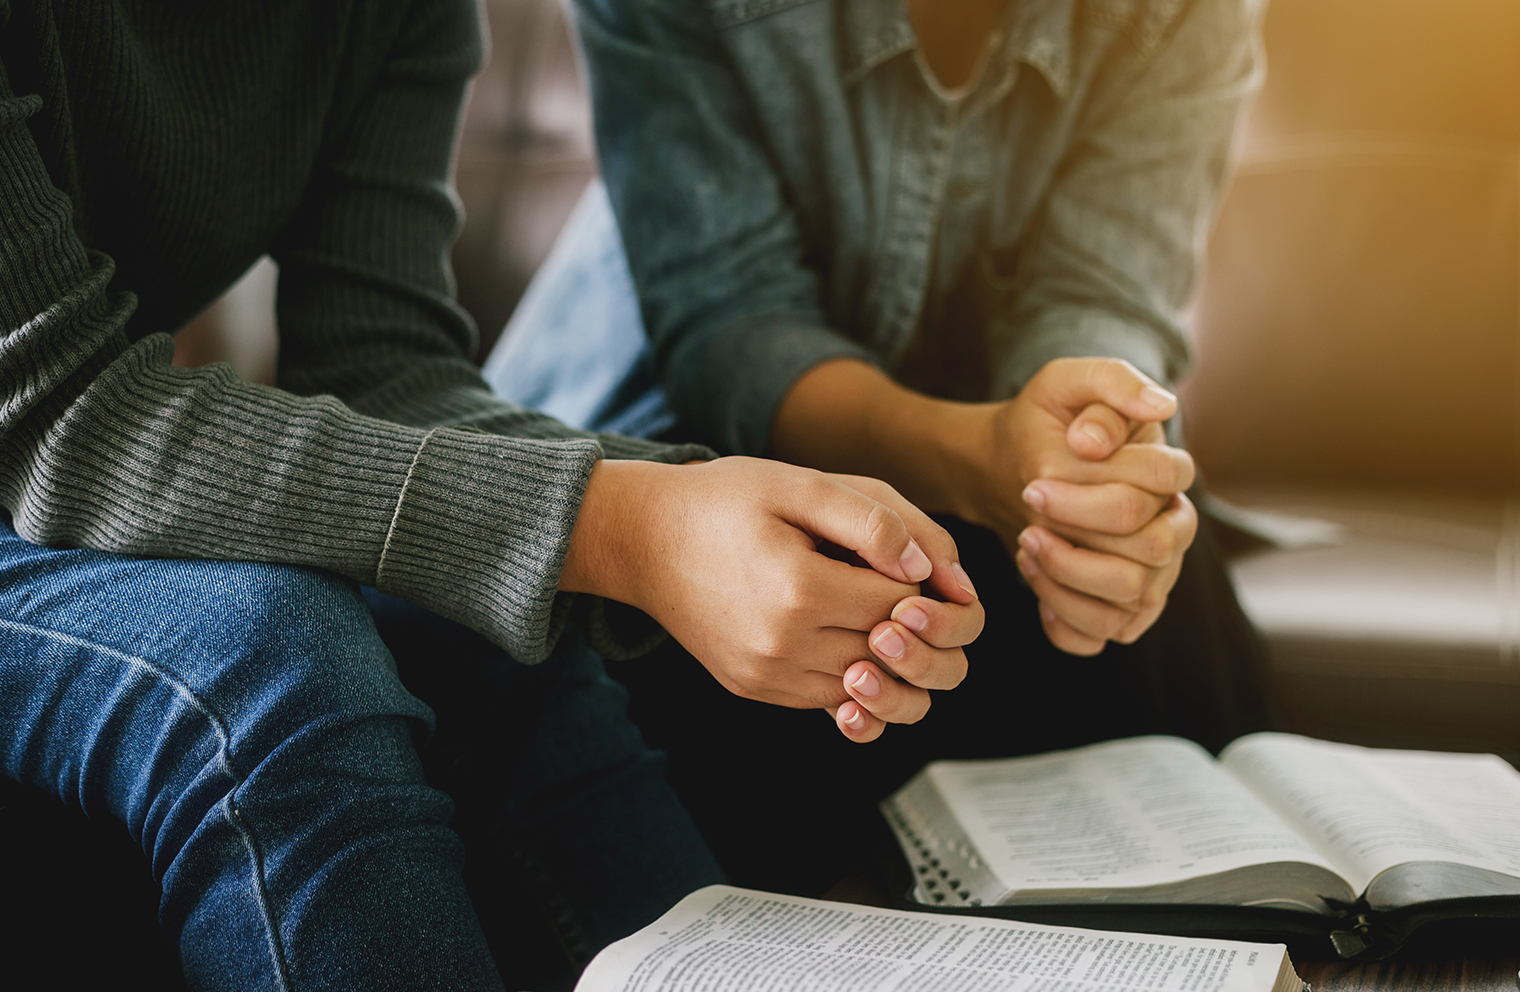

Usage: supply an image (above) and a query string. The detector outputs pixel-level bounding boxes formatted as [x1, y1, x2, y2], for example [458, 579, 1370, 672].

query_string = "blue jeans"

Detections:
[0, 517, 722, 990]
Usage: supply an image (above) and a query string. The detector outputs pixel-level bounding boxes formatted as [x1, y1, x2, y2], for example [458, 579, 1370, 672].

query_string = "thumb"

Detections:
[1066, 402, 1133, 460]
[787, 476, 932, 585]
[1039, 358, 1177, 426]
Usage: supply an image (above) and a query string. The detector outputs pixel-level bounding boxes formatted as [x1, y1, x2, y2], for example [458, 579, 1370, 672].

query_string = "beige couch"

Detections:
[1184, 0, 1520, 753]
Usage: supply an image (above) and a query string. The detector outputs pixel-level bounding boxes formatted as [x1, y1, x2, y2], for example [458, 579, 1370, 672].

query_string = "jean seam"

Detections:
[2, 616, 296, 991]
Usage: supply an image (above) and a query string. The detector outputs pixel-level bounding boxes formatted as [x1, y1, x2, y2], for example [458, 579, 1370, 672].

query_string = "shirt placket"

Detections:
[862, 81, 960, 367]
[864, 32, 1023, 368]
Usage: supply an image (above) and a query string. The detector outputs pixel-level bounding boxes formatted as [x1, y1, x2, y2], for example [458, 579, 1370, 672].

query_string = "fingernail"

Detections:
[1018, 528, 1041, 554]
[952, 561, 977, 598]
[872, 626, 906, 660]
[850, 668, 881, 697]
[1140, 384, 1176, 413]
[842, 705, 866, 730]
[893, 603, 929, 632]
[1021, 483, 1046, 512]
[1078, 423, 1108, 448]
[1016, 552, 1037, 578]
[898, 540, 932, 582]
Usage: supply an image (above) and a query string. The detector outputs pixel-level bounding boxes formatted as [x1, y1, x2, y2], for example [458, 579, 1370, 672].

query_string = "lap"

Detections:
[0, 523, 431, 813]
[604, 511, 1273, 895]
[0, 522, 653, 811]
[0, 520, 720, 983]
[362, 588, 725, 962]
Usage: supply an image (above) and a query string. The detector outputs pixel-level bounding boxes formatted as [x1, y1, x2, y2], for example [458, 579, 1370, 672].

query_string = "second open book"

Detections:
[882, 733, 1520, 958]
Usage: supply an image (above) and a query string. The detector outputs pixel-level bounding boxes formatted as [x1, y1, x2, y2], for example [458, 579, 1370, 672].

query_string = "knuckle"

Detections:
[798, 473, 835, 510]
[748, 630, 791, 666]
[1175, 450, 1197, 489]
[1117, 489, 1151, 532]
[861, 501, 901, 550]
[1177, 502, 1200, 542]
[731, 656, 772, 687]
[1045, 550, 1079, 587]
[1098, 610, 1132, 641]
[1093, 357, 1132, 391]
[773, 574, 812, 620]
[845, 474, 888, 500]
[1092, 403, 1126, 430]
[946, 652, 970, 688]
[966, 603, 987, 642]
[1115, 568, 1147, 604]
[1143, 452, 1176, 494]
[887, 643, 930, 682]
[1139, 527, 1176, 566]
[1031, 459, 1062, 481]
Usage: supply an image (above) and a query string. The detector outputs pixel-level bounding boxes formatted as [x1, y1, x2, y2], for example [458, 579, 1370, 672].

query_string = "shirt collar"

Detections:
[840, 0, 1076, 100]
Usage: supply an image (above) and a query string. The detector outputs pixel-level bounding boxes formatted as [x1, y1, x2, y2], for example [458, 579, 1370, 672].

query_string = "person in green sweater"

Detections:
[0, 0, 1013, 987]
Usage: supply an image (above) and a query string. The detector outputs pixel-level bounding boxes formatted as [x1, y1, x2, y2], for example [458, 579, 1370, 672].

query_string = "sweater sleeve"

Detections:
[0, 0, 706, 663]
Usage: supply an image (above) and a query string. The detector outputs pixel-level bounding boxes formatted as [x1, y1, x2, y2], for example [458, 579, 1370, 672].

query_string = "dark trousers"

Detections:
[604, 510, 1276, 896]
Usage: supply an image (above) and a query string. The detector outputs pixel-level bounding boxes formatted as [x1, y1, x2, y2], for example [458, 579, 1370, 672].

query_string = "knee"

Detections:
[171, 560, 435, 761]
[43, 553, 433, 800]
[134, 562, 442, 887]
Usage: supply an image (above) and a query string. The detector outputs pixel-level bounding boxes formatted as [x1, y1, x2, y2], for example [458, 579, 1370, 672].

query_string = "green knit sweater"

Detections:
[0, 0, 706, 661]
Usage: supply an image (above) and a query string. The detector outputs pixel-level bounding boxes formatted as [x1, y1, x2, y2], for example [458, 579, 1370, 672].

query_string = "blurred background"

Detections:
[173, 0, 1520, 756]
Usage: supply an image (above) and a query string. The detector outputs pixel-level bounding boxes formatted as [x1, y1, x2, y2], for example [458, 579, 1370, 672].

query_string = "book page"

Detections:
[1219, 733, 1520, 897]
[917, 737, 1338, 893]
[576, 885, 1295, 992]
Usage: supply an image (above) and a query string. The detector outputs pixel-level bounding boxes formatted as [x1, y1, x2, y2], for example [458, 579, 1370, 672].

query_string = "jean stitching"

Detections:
[1, 616, 296, 991]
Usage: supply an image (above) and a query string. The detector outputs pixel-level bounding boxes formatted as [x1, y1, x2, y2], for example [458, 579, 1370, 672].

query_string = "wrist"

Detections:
[872, 389, 993, 524]
[559, 459, 674, 609]
[925, 400, 1000, 527]
[771, 359, 994, 523]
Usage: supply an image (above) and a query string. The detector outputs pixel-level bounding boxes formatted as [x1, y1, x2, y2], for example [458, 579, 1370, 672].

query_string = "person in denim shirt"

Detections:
[487, 0, 1274, 893]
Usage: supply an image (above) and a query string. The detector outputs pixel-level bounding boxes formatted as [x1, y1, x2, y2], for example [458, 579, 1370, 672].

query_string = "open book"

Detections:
[575, 885, 1303, 992]
[881, 733, 1520, 959]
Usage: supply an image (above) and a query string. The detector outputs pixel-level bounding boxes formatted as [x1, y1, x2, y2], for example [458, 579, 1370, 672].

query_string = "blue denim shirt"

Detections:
[569, 0, 1265, 455]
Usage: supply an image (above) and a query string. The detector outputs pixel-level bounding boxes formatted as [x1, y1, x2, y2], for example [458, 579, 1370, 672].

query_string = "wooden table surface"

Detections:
[1299, 958, 1518, 992]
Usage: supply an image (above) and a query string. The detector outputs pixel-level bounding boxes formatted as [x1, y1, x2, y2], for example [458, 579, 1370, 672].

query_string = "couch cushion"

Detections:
[1214, 486, 1520, 752]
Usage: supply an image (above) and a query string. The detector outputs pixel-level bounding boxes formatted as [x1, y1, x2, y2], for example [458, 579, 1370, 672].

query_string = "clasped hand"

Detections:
[979, 358, 1198, 656]
[561, 458, 985, 743]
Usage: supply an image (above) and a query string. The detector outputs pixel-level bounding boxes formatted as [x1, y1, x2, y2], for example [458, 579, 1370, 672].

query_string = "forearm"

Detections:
[768, 360, 994, 526]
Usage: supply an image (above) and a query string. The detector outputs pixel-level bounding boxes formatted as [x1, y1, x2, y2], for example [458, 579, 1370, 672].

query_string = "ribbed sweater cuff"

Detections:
[376, 427, 601, 663]
[596, 433, 713, 464]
